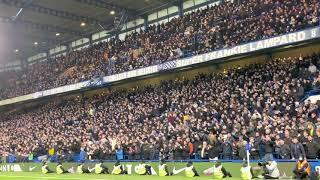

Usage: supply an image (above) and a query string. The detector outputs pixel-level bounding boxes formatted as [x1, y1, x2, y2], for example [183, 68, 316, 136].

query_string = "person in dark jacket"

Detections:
[290, 137, 306, 159]
[208, 144, 220, 160]
[222, 138, 233, 160]
[142, 142, 151, 160]
[314, 129, 320, 144]
[305, 136, 320, 159]
[263, 135, 274, 160]
[200, 141, 209, 159]
[249, 136, 260, 160]
[173, 142, 183, 160]
[278, 140, 291, 159]
[238, 141, 247, 160]
[182, 140, 190, 160]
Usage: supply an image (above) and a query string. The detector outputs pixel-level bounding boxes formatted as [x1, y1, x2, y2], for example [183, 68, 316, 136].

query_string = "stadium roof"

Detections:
[0, 0, 179, 63]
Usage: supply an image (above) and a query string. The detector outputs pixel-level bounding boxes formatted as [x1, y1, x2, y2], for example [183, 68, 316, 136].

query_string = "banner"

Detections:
[157, 61, 177, 71]
[103, 65, 158, 83]
[0, 27, 319, 106]
[84, 77, 103, 88]
[0, 94, 33, 106]
[176, 27, 320, 68]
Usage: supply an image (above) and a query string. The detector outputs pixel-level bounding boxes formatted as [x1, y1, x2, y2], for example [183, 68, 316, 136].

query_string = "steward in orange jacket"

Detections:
[293, 156, 311, 179]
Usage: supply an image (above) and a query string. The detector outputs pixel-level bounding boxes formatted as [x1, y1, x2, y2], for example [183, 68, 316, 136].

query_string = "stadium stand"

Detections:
[1, 53, 320, 162]
[0, 0, 319, 100]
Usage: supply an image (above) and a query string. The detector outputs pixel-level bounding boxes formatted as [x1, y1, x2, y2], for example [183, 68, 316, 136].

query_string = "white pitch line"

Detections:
[0, 175, 81, 180]
[0, 175, 109, 180]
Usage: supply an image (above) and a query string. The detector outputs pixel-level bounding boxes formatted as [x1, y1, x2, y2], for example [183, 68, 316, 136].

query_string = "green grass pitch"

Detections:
[0, 162, 296, 179]
[0, 172, 215, 180]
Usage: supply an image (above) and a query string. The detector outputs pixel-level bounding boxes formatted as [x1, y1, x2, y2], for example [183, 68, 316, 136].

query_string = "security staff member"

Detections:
[159, 159, 172, 176]
[41, 161, 53, 174]
[95, 160, 109, 174]
[76, 161, 90, 174]
[293, 156, 311, 179]
[212, 161, 232, 179]
[240, 162, 253, 180]
[56, 162, 69, 174]
[263, 158, 280, 179]
[137, 161, 152, 175]
[185, 161, 199, 177]
[112, 160, 128, 175]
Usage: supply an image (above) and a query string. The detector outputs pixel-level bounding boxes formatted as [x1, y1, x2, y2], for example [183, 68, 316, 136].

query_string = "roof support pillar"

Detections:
[143, 15, 148, 30]
[88, 34, 93, 45]
[177, 1, 183, 18]
[21, 58, 28, 70]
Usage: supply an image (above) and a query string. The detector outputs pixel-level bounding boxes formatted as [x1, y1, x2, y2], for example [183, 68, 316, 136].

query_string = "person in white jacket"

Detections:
[264, 158, 280, 179]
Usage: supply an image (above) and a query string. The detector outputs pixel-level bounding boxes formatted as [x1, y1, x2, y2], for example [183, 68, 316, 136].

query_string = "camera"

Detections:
[258, 162, 267, 167]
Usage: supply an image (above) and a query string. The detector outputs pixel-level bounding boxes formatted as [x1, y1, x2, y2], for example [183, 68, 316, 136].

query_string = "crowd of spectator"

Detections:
[1, 53, 320, 162]
[0, 0, 319, 100]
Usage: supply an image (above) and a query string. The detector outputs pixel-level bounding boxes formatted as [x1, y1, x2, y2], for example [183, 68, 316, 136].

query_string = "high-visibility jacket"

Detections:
[185, 166, 195, 177]
[240, 166, 252, 180]
[48, 148, 55, 156]
[137, 164, 147, 175]
[41, 165, 48, 174]
[28, 153, 34, 161]
[212, 165, 224, 179]
[297, 160, 311, 175]
[56, 165, 64, 174]
[77, 165, 83, 174]
[112, 165, 122, 175]
[95, 163, 103, 174]
[159, 164, 167, 176]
